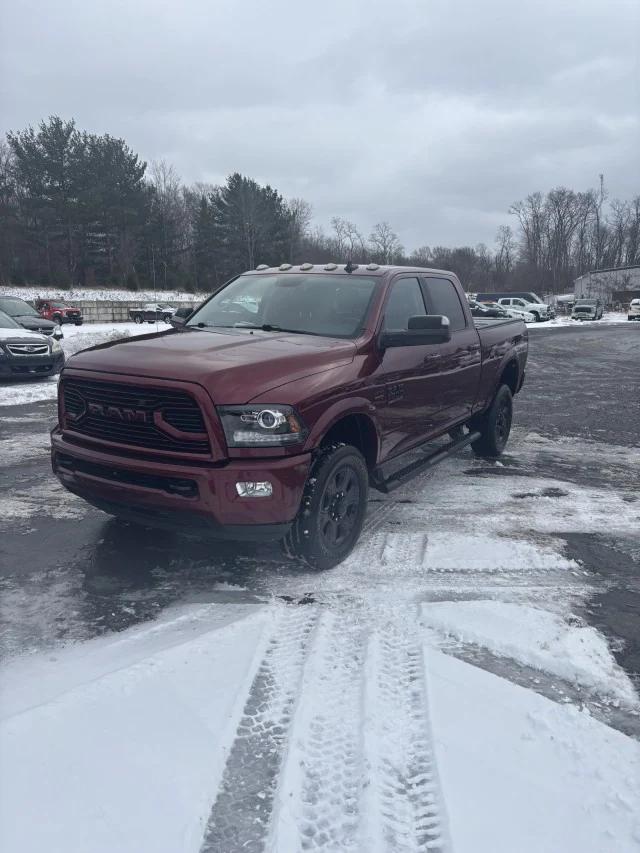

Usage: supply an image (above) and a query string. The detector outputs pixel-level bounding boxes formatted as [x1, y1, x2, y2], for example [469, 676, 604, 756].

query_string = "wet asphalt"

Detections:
[1, 323, 639, 694]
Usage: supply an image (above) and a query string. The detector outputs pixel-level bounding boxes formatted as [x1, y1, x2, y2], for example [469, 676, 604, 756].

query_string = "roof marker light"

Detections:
[279, 263, 293, 270]
[256, 264, 269, 270]
[366, 263, 380, 270]
[324, 262, 338, 270]
[300, 262, 313, 270]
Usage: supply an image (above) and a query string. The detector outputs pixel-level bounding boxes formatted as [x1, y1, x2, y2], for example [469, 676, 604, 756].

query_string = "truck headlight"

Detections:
[50, 337, 63, 353]
[218, 405, 307, 447]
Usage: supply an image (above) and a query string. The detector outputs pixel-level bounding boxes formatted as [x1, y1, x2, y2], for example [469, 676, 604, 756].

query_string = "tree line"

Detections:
[1, 117, 638, 294]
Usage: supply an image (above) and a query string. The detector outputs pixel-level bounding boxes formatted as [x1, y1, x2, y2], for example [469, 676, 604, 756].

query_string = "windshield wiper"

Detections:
[232, 323, 319, 335]
[189, 321, 319, 336]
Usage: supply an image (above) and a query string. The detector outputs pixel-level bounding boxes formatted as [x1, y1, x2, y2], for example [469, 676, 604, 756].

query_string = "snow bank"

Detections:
[423, 600, 638, 705]
[2, 285, 196, 302]
[426, 648, 640, 853]
[529, 311, 628, 328]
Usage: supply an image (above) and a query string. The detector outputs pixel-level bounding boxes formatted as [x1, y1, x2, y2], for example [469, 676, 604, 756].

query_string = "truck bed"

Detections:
[473, 317, 523, 329]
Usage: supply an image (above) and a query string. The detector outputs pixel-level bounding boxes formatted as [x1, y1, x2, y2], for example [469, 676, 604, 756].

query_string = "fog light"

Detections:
[235, 481, 273, 498]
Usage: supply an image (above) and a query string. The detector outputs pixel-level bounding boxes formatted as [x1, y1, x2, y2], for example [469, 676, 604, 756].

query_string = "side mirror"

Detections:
[380, 315, 451, 348]
[170, 315, 187, 328]
[53, 326, 64, 340]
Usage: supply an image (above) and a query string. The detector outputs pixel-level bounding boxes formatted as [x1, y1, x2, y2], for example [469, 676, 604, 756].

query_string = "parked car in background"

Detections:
[495, 300, 536, 323]
[0, 309, 65, 379]
[35, 298, 83, 325]
[497, 297, 551, 322]
[628, 298, 640, 321]
[129, 303, 176, 324]
[468, 300, 509, 319]
[0, 295, 64, 338]
[477, 292, 555, 321]
[571, 299, 604, 321]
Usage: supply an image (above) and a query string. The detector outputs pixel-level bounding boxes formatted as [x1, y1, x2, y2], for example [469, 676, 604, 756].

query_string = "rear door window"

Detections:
[383, 277, 427, 330]
[423, 277, 467, 332]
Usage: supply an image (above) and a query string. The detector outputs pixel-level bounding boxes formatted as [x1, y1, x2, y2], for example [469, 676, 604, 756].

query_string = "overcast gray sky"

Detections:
[2, 0, 639, 250]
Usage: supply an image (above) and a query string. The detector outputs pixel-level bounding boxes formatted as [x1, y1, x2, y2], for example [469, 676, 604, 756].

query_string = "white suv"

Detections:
[497, 297, 552, 322]
[628, 298, 640, 321]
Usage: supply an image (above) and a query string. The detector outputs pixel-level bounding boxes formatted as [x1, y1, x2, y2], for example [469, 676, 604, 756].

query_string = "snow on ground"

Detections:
[422, 600, 638, 706]
[0, 431, 51, 465]
[0, 322, 157, 407]
[2, 285, 196, 302]
[427, 648, 640, 853]
[2, 363, 640, 851]
[0, 604, 271, 853]
[1, 602, 639, 853]
[529, 311, 629, 329]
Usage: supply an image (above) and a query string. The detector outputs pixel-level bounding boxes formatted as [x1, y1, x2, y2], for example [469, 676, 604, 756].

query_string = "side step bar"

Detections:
[370, 430, 481, 494]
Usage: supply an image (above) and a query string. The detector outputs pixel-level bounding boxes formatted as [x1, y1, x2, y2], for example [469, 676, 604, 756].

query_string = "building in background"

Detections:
[574, 265, 640, 307]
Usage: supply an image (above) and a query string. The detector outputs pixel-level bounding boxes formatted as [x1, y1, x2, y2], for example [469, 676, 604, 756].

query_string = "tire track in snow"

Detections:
[199, 607, 317, 853]
[268, 611, 365, 851]
[362, 499, 397, 535]
[267, 609, 450, 853]
[362, 620, 449, 852]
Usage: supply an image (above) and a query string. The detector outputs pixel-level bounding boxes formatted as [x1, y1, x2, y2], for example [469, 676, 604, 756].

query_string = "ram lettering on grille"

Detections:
[87, 402, 147, 423]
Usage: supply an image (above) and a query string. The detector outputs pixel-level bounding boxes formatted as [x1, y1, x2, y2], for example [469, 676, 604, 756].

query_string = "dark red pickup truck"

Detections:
[51, 264, 528, 568]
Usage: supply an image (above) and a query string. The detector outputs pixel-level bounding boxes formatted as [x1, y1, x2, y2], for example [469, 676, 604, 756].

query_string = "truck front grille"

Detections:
[62, 377, 210, 455]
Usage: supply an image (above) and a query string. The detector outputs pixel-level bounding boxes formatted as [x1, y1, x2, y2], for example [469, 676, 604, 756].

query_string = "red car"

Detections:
[35, 299, 83, 325]
[52, 264, 528, 569]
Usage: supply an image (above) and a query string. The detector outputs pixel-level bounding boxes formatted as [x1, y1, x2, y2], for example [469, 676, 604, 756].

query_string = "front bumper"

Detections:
[51, 428, 311, 539]
[0, 351, 64, 378]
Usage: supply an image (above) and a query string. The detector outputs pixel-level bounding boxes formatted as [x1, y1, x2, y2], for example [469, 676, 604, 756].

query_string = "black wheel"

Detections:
[53, 315, 63, 325]
[532, 312, 541, 322]
[133, 314, 142, 324]
[471, 384, 513, 458]
[283, 444, 368, 570]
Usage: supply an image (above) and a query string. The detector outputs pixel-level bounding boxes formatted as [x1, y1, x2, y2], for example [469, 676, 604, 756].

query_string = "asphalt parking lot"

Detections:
[1, 323, 639, 711]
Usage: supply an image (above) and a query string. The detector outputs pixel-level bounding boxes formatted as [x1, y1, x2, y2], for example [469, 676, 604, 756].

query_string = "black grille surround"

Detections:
[62, 377, 211, 456]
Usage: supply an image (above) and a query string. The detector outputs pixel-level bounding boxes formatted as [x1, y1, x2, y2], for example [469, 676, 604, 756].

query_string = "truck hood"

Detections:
[66, 327, 357, 403]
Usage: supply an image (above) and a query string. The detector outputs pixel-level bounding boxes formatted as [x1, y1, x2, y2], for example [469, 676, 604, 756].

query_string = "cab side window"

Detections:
[423, 277, 467, 332]
[383, 277, 427, 330]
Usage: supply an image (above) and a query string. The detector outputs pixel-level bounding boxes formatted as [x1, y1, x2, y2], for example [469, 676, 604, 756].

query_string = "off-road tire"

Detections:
[53, 314, 63, 325]
[471, 384, 513, 458]
[133, 314, 143, 324]
[283, 443, 369, 570]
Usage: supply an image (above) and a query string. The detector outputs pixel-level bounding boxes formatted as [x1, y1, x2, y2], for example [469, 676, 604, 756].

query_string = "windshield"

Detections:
[0, 309, 22, 329]
[188, 274, 379, 338]
[0, 297, 38, 317]
[49, 302, 69, 308]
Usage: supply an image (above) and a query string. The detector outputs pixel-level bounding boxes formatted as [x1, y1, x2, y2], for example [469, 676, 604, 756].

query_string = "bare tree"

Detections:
[330, 216, 365, 260]
[287, 197, 313, 261]
[369, 221, 403, 264]
[494, 225, 516, 283]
